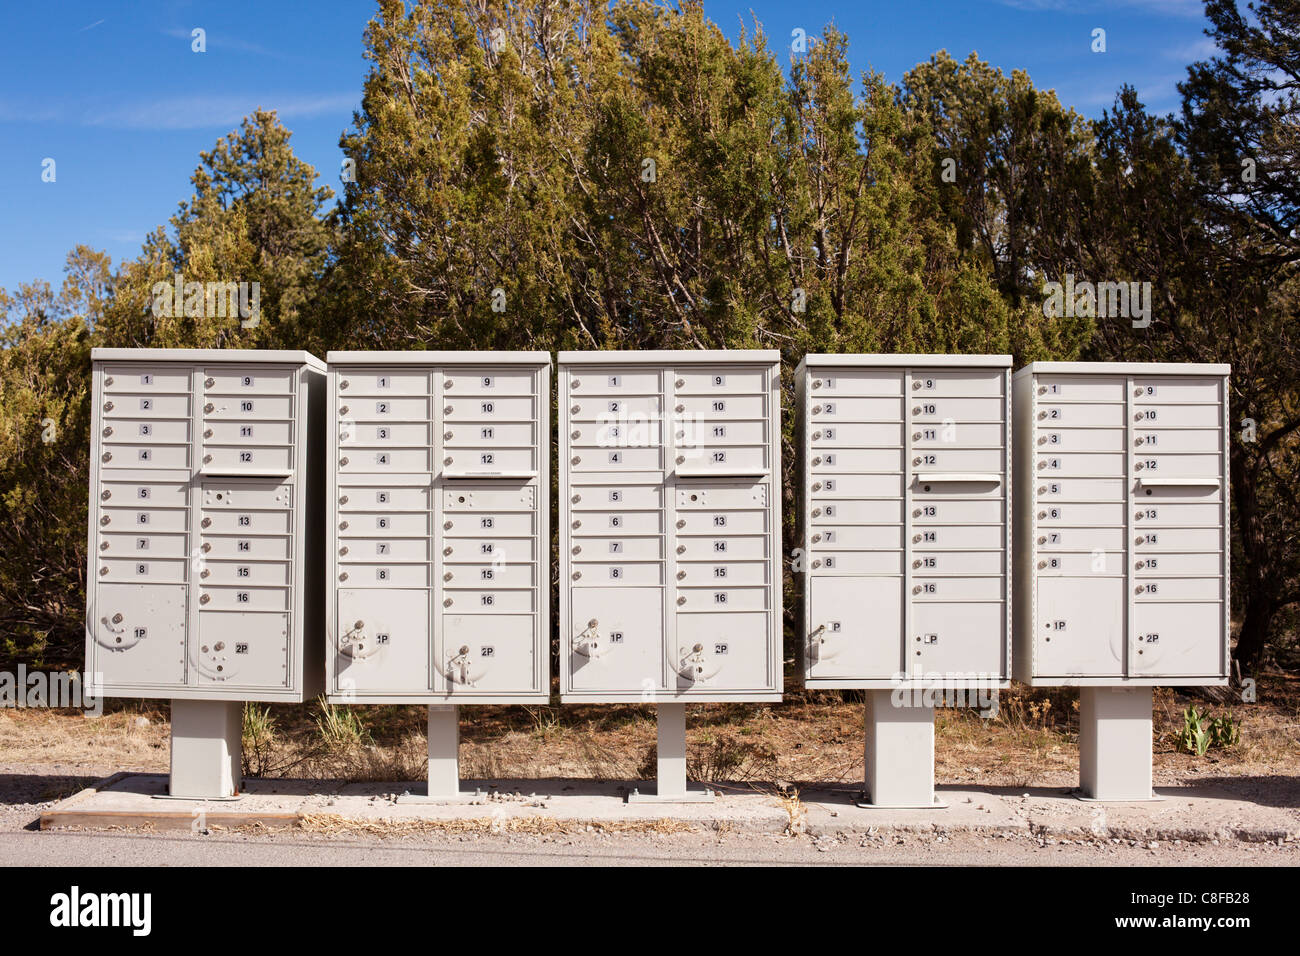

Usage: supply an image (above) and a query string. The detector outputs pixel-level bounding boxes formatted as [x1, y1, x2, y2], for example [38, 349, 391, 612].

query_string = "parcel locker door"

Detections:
[88, 583, 187, 686]
[569, 588, 663, 694]
[911, 603, 1005, 680]
[441, 614, 535, 693]
[335, 589, 430, 695]
[674, 612, 769, 690]
[1129, 602, 1225, 679]
[807, 576, 903, 681]
[195, 612, 289, 688]
[1034, 577, 1124, 678]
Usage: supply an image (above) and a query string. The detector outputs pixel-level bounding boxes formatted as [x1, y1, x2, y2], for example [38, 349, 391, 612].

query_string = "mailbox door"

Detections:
[336, 588, 430, 694]
[807, 576, 903, 680]
[569, 587, 663, 694]
[88, 583, 188, 687]
[1034, 577, 1125, 678]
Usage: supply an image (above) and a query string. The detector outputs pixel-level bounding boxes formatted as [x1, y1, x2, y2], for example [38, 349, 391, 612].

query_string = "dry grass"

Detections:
[2, 674, 1296, 788]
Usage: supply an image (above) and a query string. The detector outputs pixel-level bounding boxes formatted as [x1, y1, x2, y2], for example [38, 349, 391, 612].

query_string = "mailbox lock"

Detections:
[444, 431, 453, 440]
[812, 457, 821, 466]
[339, 546, 349, 555]
[339, 495, 348, 504]
[444, 572, 453, 581]
[200, 569, 210, 578]
[676, 520, 686, 529]
[444, 598, 453, 607]
[571, 430, 581, 440]
[339, 572, 349, 581]
[101, 489, 112, 500]
[203, 428, 213, 439]
[811, 508, 821, 517]
[812, 559, 822, 569]
[444, 379, 454, 389]
[339, 379, 349, 389]
[443, 406, 453, 414]
[812, 482, 821, 491]
[100, 541, 109, 551]
[200, 594, 210, 604]
[203, 455, 213, 464]
[677, 596, 687, 605]
[99, 567, 108, 576]
[570, 379, 579, 389]
[101, 452, 112, 462]
[204, 403, 215, 413]
[339, 521, 349, 530]
[105, 376, 114, 386]
[571, 494, 580, 503]
[572, 520, 581, 529]
[340, 457, 349, 466]
[676, 456, 686, 465]
[100, 516, 111, 526]
[340, 405, 350, 414]
[570, 405, 580, 415]
[111, 613, 124, 624]
[677, 545, 686, 554]
[103, 401, 114, 411]
[201, 543, 212, 553]
[443, 521, 452, 530]
[677, 570, 686, 579]
[812, 431, 822, 440]
[571, 456, 581, 465]
[444, 457, 453, 466]
[102, 426, 113, 437]
[674, 378, 686, 388]
[572, 571, 581, 580]
[1038, 536, 1046, 545]
[443, 546, 453, 555]
[812, 533, 821, 543]
[572, 546, 581, 555]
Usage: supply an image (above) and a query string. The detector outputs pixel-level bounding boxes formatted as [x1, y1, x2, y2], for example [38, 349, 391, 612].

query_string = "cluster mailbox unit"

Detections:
[85, 349, 326, 799]
[325, 352, 551, 799]
[798, 354, 1013, 807]
[1014, 362, 1231, 800]
[558, 351, 783, 800]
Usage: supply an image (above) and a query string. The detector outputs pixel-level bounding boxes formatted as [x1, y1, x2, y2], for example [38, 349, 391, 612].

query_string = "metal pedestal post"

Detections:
[859, 689, 944, 808]
[165, 699, 242, 800]
[627, 702, 714, 803]
[398, 704, 482, 803]
[1078, 686, 1158, 801]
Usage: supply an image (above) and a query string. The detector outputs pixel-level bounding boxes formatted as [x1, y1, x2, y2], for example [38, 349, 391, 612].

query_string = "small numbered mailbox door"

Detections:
[1026, 370, 1228, 682]
[803, 362, 1011, 687]
[329, 361, 549, 702]
[560, 357, 783, 701]
[87, 359, 311, 699]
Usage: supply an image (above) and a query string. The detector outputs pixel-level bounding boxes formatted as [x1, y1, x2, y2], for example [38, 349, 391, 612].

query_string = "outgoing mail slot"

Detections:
[445, 563, 536, 588]
[104, 393, 191, 419]
[809, 448, 901, 473]
[677, 535, 766, 561]
[341, 537, 430, 563]
[103, 419, 190, 444]
[913, 422, 1004, 447]
[206, 395, 294, 419]
[340, 485, 431, 512]
[676, 445, 766, 472]
[572, 511, 662, 536]
[205, 368, 295, 394]
[1035, 403, 1127, 428]
[446, 422, 535, 447]
[814, 499, 904, 524]
[102, 444, 190, 470]
[1131, 378, 1221, 404]
[445, 512, 534, 537]
[912, 476, 1004, 498]
[676, 510, 765, 535]
[811, 474, 904, 498]
[570, 484, 662, 511]
[341, 422, 431, 446]
[1130, 602, 1224, 677]
[1036, 502, 1126, 525]
[443, 537, 533, 563]
[1131, 428, 1222, 453]
[677, 586, 768, 612]
[100, 531, 188, 558]
[913, 550, 1004, 575]
[444, 589, 534, 613]
[338, 563, 431, 587]
[808, 576, 903, 680]
[676, 394, 765, 420]
[204, 445, 294, 472]
[1133, 577, 1223, 601]
[1132, 454, 1222, 477]
[1133, 482, 1223, 504]
[1132, 403, 1222, 428]
[809, 370, 902, 396]
[338, 370, 431, 395]
[675, 612, 769, 690]
[202, 481, 292, 509]
[1135, 527, 1223, 551]
[98, 556, 188, 583]
[104, 368, 192, 392]
[1033, 551, 1120, 575]
[813, 525, 903, 549]
[202, 561, 292, 586]
[338, 447, 432, 473]
[200, 585, 289, 611]
[1134, 552, 1222, 575]
[911, 525, 1003, 550]
[101, 506, 189, 532]
[570, 447, 661, 471]
[443, 396, 534, 421]
[676, 561, 767, 586]
[1036, 375, 1125, 401]
[571, 395, 662, 421]
[344, 396, 431, 421]
[1035, 452, 1125, 477]
[911, 370, 1004, 396]
[202, 534, 291, 560]
[675, 368, 767, 394]
[444, 447, 535, 474]
[812, 551, 902, 574]
[1035, 478, 1126, 500]
[1036, 428, 1125, 453]
[441, 614, 536, 693]
[572, 536, 662, 561]
[444, 369, 536, 395]
[195, 612, 289, 688]
[205, 420, 294, 445]
[1035, 527, 1126, 551]
[912, 576, 1004, 602]
[912, 498, 1002, 524]
[101, 481, 189, 508]
[811, 423, 903, 447]
[912, 448, 1005, 473]
[200, 510, 290, 534]
[569, 370, 661, 395]
[342, 512, 430, 537]
[569, 562, 662, 586]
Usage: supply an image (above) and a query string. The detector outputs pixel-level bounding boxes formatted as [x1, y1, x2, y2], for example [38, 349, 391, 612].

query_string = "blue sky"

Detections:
[0, 0, 1218, 296]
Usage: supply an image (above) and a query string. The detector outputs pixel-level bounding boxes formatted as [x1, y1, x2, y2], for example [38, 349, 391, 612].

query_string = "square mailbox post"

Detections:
[326, 352, 551, 800]
[558, 351, 783, 801]
[86, 349, 326, 799]
[798, 354, 1013, 808]
[1013, 362, 1231, 800]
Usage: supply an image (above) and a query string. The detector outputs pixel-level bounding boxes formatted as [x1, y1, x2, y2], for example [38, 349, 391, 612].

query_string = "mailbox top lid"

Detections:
[559, 349, 780, 365]
[326, 350, 551, 366]
[1015, 360, 1230, 377]
[797, 353, 1011, 375]
[92, 347, 325, 371]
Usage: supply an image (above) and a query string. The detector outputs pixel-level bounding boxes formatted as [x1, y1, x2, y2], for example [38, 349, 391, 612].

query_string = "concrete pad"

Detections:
[37, 773, 1300, 844]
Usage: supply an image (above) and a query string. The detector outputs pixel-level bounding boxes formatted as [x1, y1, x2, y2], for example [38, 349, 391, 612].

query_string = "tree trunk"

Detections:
[1234, 596, 1275, 672]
